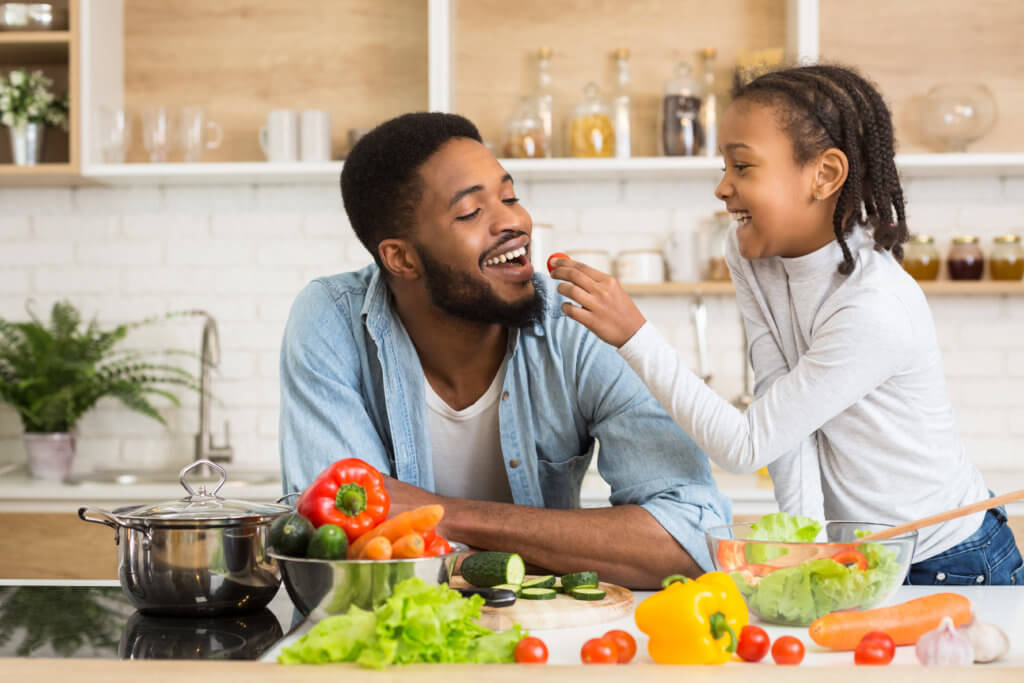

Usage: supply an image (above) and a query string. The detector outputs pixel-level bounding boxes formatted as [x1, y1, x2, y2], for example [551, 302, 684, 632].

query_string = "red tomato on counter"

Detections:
[737, 624, 771, 662]
[602, 630, 636, 663]
[771, 636, 805, 665]
[514, 636, 549, 664]
[581, 636, 619, 664]
[854, 631, 895, 665]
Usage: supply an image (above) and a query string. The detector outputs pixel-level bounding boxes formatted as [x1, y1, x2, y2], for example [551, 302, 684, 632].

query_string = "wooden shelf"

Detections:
[0, 30, 70, 63]
[0, 163, 86, 186]
[624, 280, 1024, 297]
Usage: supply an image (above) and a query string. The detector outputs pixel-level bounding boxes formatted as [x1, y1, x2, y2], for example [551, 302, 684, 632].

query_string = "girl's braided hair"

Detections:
[732, 64, 909, 275]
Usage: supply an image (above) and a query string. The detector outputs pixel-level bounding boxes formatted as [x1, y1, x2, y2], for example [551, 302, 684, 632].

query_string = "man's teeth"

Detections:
[484, 246, 527, 266]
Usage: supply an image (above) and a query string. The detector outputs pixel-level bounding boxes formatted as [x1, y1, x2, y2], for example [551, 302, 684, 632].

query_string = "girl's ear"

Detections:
[378, 239, 421, 280]
[814, 147, 849, 201]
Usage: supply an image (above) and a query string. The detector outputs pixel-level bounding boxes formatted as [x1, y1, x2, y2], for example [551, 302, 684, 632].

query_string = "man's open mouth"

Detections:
[482, 245, 529, 268]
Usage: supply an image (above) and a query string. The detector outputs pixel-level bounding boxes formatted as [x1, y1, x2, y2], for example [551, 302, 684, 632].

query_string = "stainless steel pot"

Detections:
[79, 460, 291, 617]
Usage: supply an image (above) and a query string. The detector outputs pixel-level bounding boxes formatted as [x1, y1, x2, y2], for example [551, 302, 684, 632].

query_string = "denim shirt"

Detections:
[279, 265, 731, 571]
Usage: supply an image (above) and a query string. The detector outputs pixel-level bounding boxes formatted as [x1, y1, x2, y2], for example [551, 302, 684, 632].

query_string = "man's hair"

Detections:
[340, 112, 483, 268]
[733, 64, 908, 275]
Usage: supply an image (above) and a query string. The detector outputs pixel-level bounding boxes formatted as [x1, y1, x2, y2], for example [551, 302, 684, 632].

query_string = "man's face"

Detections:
[411, 138, 543, 328]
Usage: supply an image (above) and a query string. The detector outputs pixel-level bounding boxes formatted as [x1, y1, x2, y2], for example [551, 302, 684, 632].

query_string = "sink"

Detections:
[68, 468, 281, 487]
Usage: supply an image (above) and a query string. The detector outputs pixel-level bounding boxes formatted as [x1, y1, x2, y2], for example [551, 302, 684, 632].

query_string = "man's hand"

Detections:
[549, 256, 646, 348]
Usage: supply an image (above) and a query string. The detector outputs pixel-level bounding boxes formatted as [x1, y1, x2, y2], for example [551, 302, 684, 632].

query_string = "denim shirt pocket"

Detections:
[535, 451, 592, 509]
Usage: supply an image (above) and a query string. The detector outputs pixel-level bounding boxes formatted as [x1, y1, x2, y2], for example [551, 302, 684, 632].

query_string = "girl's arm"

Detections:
[728, 242, 824, 519]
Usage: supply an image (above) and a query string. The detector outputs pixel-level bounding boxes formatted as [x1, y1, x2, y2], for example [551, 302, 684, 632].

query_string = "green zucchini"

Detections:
[569, 587, 607, 601]
[460, 552, 526, 587]
[519, 587, 557, 600]
[521, 575, 556, 589]
[560, 571, 599, 591]
[305, 523, 348, 560]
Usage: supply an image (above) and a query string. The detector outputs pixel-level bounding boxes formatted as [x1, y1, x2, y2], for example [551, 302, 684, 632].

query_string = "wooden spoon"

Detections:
[759, 489, 1024, 570]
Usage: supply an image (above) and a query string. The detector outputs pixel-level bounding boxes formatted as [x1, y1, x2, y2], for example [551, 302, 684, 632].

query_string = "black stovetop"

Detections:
[0, 582, 297, 660]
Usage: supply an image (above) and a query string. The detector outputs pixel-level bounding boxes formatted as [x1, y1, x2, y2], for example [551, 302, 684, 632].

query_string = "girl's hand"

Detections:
[549, 256, 646, 348]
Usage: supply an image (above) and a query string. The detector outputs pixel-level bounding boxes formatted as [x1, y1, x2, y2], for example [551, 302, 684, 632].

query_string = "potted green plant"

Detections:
[0, 301, 200, 480]
[0, 68, 69, 165]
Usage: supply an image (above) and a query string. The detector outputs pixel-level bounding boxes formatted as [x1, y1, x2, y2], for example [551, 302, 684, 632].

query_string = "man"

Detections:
[279, 112, 730, 588]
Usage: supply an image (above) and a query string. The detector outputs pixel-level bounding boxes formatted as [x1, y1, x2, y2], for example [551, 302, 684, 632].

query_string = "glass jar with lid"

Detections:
[569, 82, 615, 157]
[990, 234, 1024, 281]
[902, 234, 941, 281]
[660, 61, 703, 156]
[947, 235, 984, 280]
[705, 211, 732, 280]
[502, 97, 548, 159]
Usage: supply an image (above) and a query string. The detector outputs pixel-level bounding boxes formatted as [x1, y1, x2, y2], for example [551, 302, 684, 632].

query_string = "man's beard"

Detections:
[415, 244, 546, 329]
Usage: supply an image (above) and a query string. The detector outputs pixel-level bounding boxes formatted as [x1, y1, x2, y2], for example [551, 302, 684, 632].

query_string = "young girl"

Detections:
[550, 64, 1023, 585]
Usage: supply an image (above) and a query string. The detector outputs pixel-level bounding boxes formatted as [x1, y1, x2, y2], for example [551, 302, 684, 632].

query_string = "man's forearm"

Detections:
[440, 501, 700, 590]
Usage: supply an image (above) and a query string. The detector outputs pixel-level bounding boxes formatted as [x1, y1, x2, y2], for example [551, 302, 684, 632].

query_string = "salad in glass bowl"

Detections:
[706, 513, 917, 626]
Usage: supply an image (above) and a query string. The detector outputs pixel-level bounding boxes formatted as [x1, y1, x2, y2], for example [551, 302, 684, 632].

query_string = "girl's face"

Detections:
[715, 100, 835, 260]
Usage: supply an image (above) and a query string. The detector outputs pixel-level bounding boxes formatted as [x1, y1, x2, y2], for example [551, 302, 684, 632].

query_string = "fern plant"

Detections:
[0, 300, 200, 434]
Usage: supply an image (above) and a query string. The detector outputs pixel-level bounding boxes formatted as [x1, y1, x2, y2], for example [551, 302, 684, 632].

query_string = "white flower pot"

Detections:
[7, 122, 45, 165]
[24, 432, 76, 481]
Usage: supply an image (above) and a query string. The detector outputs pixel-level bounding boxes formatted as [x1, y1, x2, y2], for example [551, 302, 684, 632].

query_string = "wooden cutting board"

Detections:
[450, 576, 634, 631]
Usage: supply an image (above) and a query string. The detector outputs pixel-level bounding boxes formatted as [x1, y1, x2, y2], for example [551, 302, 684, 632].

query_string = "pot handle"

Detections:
[276, 492, 300, 507]
[179, 459, 227, 498]
[78, 506, 152, 538]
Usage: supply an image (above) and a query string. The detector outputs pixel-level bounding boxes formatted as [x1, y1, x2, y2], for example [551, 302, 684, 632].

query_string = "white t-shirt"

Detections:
[425, 358, 514, 503]
[618, 226, 988, 561]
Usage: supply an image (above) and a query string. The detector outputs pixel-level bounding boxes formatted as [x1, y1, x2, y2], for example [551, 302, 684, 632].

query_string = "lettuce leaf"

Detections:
[279, 577, 523, 668]
[745, 512, 822, 564]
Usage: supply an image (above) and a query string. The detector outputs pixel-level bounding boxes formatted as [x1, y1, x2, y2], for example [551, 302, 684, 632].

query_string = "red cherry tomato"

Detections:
[546, 252, 569, 273]
[580, 636, 619, 664]
[854, 631, 895, 665]
[514, 636, 549, 664]
[602, 629, 636, 663]
[831, 548, 869, 571]
[771, 635, 805, 665]
[736, 624, 771, 662]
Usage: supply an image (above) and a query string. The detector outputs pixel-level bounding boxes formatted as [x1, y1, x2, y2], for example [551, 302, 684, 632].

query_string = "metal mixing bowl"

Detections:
[271, 543, 467, 622]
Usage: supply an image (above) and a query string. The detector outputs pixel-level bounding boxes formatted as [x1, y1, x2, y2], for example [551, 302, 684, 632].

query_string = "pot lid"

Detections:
[114, 460, 290, 527]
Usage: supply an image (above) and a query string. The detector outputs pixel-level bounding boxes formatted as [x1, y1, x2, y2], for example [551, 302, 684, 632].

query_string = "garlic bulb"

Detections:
[960, 617, 1010, 663]
[916, 616, 973, 667]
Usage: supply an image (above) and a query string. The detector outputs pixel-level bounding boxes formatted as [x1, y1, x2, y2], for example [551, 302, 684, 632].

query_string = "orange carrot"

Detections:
[808, 593, 972, 650]
[347, 504, 444, 559]
[391, 533, 426, 559]
[358, 535, 393, 561]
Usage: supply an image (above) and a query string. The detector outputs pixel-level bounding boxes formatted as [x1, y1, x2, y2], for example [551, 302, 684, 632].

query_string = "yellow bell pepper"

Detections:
[634, 571, 749, 665]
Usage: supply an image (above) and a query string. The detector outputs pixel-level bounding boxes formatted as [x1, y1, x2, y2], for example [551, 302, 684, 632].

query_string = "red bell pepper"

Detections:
[296, 458, 390, 542]
[831, 548, 868, 571]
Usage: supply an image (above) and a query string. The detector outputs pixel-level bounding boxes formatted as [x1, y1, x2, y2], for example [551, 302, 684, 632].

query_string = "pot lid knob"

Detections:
[179, 459, 227, 498]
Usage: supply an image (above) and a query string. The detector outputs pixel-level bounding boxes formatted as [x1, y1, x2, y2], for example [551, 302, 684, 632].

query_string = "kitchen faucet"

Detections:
[195, 312, 233, 467]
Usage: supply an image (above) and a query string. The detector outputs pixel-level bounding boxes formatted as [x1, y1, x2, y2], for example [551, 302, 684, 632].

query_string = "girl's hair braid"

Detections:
[732, 64, 909, 275]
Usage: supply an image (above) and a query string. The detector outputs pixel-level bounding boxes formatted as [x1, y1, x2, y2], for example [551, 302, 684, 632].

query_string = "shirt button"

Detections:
[509, 459, 521, 468]
[976, 575, 985, 584]
[502, 391, 509, 400]
[935, 572, 946, 581]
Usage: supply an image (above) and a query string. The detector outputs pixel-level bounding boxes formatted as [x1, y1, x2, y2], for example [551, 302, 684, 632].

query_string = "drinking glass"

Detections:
[180, 106, 223, 162]
[142, 106, 176, 162]
[97, 106, 131, 163]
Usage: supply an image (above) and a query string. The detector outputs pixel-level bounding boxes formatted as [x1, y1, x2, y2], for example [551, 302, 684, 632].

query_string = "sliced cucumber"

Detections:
[519, 587, 557, 600]
[460, 552, 526, 588]
[560, 571, 599, 592]
[521, 575, 556, 589]
[569, 587, 607, 601]
[492, 583, 522, 595]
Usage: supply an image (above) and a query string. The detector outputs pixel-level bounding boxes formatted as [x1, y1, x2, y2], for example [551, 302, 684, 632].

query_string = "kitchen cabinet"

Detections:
[0, 513, 117, 579]
[0, 0, 80, 184]
[5, 0, 1024, 186]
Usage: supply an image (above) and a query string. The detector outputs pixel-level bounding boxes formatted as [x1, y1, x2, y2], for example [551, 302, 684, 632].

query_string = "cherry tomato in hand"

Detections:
[514, 636, 549, 664]
[771, 635, 805, 665]
[854, 631, 895, 665]
[736, 624, 771, 662]
[546, 252, 569, 273]
[581, 636, 619, 664]
[602, 629, 636, 663]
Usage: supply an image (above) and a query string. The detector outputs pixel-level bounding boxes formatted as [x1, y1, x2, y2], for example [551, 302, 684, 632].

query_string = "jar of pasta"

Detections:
[990, 234, 1024, 281]
[947, 236, 984, 280]
[502, 97, 548, 159]
[569, 82, 615, 158]
[902, 234, 941, 281]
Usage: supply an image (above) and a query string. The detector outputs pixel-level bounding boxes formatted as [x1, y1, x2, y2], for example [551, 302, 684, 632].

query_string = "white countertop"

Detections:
[0, 466, 1021, 516]
[262, 584, 1024, 668]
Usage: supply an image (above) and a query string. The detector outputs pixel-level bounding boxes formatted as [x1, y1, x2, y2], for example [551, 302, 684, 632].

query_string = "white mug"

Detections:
[180, 106, 223, 162]
[300, 110, 332, 162]
[259, 110, 299, 162]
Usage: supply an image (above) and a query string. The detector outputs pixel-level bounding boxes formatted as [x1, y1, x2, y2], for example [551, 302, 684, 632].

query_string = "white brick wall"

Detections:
[0, 174, 1023, 476]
